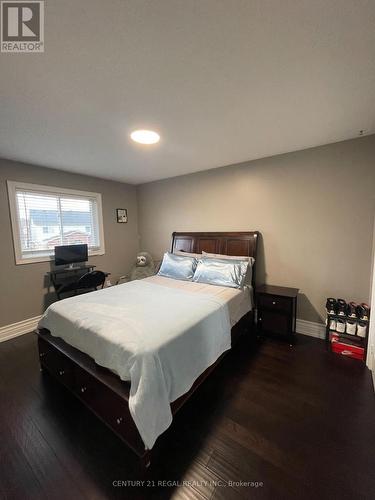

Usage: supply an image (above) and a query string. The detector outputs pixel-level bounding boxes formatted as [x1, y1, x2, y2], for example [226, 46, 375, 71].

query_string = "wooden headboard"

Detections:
[171, 231, 259, 287]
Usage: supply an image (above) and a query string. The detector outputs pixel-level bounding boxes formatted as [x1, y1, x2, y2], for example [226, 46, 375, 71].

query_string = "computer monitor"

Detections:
[54, 244, 88, 268]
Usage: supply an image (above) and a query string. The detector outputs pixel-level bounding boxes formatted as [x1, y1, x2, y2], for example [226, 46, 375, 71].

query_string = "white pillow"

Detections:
[202, 251, 254, 287]
[174, 250, 201, 259]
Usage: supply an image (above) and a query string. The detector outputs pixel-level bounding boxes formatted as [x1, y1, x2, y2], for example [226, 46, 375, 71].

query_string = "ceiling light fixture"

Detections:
[130, 129, 160, 144]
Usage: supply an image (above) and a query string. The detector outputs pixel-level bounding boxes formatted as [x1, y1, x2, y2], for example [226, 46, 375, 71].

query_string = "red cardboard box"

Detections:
[330, 333, 364, 360]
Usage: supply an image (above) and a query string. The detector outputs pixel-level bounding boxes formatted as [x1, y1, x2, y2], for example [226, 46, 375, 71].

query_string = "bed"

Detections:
[36, 231, 259, 466]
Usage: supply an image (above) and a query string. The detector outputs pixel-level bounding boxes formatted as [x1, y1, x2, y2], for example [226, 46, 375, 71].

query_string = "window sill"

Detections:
[15, 249, 105, 265]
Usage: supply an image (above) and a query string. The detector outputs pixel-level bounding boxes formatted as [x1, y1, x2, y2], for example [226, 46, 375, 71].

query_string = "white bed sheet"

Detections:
[143, 275, 253, 327]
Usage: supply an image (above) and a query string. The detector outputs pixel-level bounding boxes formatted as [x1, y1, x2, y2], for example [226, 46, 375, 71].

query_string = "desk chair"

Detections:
[77, 270, 106, 294]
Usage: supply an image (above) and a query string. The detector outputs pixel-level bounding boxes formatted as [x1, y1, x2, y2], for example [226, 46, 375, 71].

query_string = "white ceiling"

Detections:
[1, 0, 375, 184]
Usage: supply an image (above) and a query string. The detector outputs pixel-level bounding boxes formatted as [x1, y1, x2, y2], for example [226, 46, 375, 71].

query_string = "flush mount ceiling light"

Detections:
[130, 129, 160, 144]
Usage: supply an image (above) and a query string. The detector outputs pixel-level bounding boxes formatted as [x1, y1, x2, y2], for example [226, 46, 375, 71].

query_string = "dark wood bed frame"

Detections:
[36, 231, 259, 467]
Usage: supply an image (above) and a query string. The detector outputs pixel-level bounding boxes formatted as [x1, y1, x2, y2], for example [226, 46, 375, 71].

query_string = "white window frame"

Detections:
[7, 181, 105, 265]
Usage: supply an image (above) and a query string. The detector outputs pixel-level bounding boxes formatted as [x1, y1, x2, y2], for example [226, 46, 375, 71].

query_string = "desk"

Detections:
[47, 266, 109, 300]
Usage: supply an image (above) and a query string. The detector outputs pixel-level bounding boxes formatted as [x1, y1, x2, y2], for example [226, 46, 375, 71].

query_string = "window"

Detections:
[7, 181, 105, 264]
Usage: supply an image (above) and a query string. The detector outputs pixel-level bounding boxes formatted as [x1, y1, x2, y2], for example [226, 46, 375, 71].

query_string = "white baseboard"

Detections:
[296, 319, 326, 339]
[0, 316, 41, 343]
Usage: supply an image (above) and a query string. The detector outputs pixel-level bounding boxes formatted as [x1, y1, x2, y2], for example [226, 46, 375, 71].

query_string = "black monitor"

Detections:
[54, 244, 88, 268]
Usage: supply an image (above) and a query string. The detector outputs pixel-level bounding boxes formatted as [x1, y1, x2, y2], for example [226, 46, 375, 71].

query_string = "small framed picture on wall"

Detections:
[116, 208, 128, 223]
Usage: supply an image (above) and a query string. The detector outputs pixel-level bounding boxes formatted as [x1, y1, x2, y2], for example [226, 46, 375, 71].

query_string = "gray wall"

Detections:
[0, 159, 139, 327]
[1, 136, 374, 327]
[137, 136, 375, 322]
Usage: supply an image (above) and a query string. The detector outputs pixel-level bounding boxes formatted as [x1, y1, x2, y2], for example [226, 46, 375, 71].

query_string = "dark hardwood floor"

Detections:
[0, 331, 374, 500]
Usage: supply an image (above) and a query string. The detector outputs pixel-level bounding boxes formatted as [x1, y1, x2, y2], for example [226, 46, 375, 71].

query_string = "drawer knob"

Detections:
[272, 301, 276, 305]
[39, 352, 46, 358]
[116, 417, 123, 425]
[59, 370, 65, 376]
[80, 386, 87, 393]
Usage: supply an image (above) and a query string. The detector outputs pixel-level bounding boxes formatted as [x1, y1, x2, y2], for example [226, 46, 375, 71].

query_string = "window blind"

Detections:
[12, 186, 102, 261]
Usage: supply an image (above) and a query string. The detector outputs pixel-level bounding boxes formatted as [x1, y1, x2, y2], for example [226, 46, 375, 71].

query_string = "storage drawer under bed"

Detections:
[73, 364, 138, 441]
[38, 335, 145, 455]
[38, 337, 75, 389]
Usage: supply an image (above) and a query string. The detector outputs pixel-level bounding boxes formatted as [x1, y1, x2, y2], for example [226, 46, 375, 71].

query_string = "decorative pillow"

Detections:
[158, 252, 197, 281]
[192, 258, 248, 289]
[202, 252, 254, 287]
[174, 250, 201, 259]
[202, 251, 254, 266]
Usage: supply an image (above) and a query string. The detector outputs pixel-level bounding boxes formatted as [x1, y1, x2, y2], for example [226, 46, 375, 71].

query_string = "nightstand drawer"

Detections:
[258, 294, 291, 313]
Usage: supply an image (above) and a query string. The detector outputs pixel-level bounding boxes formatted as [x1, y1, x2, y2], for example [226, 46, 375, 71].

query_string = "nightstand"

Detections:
[256, 285, 299, 343]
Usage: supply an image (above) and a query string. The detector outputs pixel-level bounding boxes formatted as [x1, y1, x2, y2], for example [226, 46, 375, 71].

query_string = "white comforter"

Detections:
[38, 279, 232, 449]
